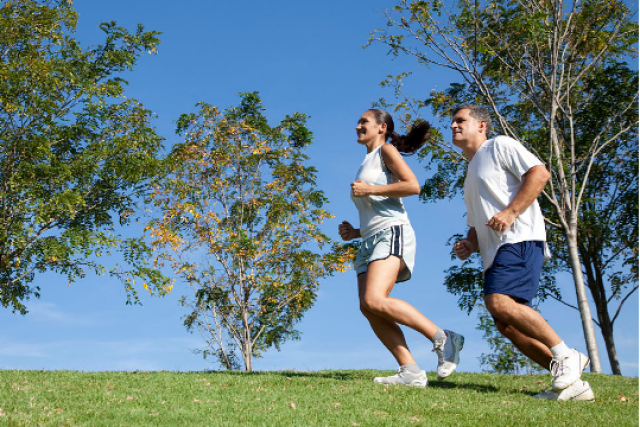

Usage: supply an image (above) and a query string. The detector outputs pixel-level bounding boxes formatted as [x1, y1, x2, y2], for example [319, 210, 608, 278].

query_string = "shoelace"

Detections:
[431, 340, 445, 353]
[550, 355, 569, 378]
[432, 342, 445, 364]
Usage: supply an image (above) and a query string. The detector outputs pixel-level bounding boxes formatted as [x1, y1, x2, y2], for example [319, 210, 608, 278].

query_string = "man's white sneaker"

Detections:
[534, 380, 595, 402]
[551, 349, 589, 390]
[434, 330, 464, 380]
[373, 367, 428, 387]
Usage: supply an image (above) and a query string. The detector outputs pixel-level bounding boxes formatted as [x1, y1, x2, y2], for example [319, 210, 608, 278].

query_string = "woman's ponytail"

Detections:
[367, 109, 431, 156]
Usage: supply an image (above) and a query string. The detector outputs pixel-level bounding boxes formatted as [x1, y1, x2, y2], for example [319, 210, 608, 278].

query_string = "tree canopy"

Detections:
[0, 0, 171, 313]
[146, 93, 355, 371]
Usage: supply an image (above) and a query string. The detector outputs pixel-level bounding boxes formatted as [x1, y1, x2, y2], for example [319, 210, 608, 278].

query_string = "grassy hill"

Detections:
[0, 369, 637, 426]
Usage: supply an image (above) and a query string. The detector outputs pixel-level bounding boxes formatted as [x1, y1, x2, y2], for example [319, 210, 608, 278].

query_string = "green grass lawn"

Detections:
[0, 370, 637, 426]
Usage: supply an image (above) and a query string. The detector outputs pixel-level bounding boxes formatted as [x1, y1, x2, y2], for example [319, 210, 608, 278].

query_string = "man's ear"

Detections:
[478, 120, 487, 134]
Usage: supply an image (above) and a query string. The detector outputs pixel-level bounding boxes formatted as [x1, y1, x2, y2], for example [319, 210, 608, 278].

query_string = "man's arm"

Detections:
[486, 164, 550, 233]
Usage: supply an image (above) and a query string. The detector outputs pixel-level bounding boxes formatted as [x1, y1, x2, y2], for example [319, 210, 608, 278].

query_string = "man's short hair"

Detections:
[452, 104, 492, 137]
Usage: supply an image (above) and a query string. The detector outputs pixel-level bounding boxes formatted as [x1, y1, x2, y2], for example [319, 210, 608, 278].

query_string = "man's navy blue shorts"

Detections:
[484, 241, 545, 306]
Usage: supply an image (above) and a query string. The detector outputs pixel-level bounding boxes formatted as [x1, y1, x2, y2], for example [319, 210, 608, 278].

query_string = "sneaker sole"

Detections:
[373, 379, 427, 388]
[562, 384, 596, 402]
[568, 390, 595, 402]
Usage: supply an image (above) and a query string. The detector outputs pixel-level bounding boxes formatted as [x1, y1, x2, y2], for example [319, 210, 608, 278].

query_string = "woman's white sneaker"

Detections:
[434, 330, 464, 380]
[373, 367, 428, 387]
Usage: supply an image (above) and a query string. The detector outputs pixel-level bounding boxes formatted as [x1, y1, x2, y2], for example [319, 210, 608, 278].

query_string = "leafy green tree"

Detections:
[146, 93, 355, 371]
[0, 0, 172, 313]
[368, 0, 638, 373]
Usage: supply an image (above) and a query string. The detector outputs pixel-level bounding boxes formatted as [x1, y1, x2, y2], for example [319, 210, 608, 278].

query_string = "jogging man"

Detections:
[450, 104, 593, 401]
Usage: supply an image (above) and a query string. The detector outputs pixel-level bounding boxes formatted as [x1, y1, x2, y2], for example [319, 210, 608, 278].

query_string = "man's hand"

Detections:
[486, 208, 517, 233]
[486, 164, 550, 233]
[454, 239, 476, 260]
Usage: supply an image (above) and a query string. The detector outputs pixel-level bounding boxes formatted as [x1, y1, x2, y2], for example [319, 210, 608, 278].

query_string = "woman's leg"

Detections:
[358, 256, 439, 365]
[359, 271, 415, 365]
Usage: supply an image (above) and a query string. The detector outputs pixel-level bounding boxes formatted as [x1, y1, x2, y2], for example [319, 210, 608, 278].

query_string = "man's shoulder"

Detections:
[475, 135, 518, 157]
[490, 135, 534, 157]
[491, 135, 521, 148]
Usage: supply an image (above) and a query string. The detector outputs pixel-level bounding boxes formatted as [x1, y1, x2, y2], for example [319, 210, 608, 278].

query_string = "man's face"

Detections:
[450, 108, 484, 148]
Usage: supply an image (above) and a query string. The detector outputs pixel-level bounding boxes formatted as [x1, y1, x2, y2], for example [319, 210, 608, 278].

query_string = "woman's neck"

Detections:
[366, 139, 386, 153]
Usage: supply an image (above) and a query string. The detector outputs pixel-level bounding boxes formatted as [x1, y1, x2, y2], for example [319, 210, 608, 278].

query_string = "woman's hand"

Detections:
[338, 221, 360, 241]
[350, 180, 370, 197]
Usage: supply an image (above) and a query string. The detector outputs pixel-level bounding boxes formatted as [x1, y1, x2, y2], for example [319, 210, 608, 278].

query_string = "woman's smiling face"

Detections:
[356, 111, 385, 145]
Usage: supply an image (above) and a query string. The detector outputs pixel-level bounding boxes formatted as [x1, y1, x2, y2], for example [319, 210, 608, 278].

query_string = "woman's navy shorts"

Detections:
[483, 241, 545, 306]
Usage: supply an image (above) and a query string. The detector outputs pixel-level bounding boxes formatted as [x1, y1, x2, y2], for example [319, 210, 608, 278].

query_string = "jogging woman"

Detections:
[339, 109, 464, 386]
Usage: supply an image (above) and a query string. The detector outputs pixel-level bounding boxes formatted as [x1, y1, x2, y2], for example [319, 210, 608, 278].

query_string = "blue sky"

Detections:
[1, 0, 637, 377]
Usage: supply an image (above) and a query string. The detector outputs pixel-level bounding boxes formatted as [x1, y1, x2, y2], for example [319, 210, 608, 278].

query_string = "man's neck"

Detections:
[465, 136, 489, 161]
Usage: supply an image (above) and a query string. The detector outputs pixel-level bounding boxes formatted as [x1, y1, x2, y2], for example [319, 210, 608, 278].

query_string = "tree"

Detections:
[0, 0, 172, 313]
[368, 0, 638, 373]
[146, 93, 355, 371]
[540, 62, 638, 374]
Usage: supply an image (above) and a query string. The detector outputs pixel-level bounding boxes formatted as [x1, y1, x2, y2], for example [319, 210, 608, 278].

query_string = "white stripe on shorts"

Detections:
[390, 225, 403, 257]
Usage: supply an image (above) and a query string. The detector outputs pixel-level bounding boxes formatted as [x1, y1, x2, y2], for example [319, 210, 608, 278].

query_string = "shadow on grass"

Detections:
[199, 369, 503, 393]
[200, 369, 373, 381]
[429, 380, 500, 393]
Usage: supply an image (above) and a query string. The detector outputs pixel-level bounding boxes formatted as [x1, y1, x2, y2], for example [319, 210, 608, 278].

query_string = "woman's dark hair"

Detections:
[367, 109, 431, 155]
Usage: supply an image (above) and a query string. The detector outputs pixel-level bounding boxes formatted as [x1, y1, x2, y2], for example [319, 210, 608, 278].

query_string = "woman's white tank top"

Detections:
[351, 144, 409, 239]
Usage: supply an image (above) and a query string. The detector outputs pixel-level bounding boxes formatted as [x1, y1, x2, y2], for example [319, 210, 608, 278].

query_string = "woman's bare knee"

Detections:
[361, 296, 385, 315]
[360, 303, 374, 319]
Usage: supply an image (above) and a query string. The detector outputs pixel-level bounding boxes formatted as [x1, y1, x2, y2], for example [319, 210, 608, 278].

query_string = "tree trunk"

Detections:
[243, 341, 253, 372]
[598, 311, 621, 375]
[566, 231, 603, 372]
[586, 264, 622, 375]
[241, 308, 253, 371]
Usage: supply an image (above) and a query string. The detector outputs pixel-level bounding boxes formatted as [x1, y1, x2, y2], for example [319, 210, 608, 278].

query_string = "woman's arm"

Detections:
[351, 144, 420, 198]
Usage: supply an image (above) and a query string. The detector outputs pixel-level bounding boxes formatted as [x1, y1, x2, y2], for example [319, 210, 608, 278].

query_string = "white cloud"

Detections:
[27, 301, 97, 326]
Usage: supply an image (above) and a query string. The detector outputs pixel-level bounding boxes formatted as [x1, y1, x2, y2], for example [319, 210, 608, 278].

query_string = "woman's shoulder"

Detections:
[380, 143, 400, 157]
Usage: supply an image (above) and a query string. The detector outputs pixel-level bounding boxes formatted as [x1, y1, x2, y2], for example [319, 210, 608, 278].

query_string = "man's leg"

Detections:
[494, 318, 552, 369]
[485, 293, 561, 350]
[486, 293, 588, 390]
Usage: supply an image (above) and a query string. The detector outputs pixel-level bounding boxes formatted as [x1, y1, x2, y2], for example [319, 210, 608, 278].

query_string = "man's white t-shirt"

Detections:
[464, 136, 549, 271]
